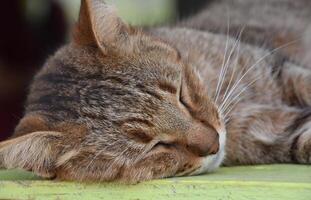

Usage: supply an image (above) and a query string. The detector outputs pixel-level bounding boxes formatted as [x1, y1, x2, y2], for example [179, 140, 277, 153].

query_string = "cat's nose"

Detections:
[186, 127, 219, 157]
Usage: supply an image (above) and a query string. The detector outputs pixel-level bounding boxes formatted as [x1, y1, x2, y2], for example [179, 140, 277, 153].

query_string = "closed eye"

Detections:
[158, 81, 177, 94]
[127, 129, 153, 143]
[179, 83, 192, 111]
[151, 140, 178, 151]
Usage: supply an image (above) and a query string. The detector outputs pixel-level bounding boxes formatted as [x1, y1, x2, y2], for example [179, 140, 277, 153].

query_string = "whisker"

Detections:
[223, 93, 254, 124]
[219, 39, 299, 113]
[224, 95, 255, 124]
[215, 27, 245, 105]
[222, 76, 261, 117]
[214, 17, 230, 102]
[221, 27, 244, 102]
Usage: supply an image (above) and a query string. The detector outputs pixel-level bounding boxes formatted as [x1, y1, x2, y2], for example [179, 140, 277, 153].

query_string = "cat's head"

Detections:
[0, 0, 226, 182]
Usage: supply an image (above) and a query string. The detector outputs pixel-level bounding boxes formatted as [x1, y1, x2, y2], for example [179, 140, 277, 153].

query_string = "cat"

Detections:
[0, 0, 310, 183]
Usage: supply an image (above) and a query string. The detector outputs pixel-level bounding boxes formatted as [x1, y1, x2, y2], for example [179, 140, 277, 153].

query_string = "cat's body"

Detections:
[0, 0, 310, 182]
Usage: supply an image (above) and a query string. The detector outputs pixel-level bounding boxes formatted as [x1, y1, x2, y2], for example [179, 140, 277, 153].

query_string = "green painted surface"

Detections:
[0, 165, 310, 200]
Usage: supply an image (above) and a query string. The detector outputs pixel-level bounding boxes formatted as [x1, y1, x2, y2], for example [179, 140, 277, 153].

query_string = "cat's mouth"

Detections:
[175, 165, 201, 177]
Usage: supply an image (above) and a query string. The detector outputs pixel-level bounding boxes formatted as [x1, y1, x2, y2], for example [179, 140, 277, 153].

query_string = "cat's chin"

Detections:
[190, 130, 226, 175]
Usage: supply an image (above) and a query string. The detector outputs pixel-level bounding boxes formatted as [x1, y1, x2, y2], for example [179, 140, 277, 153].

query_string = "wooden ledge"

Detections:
[0, 164, 310, 200]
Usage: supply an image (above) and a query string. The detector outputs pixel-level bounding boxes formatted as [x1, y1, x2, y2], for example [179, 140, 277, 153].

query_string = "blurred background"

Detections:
[0, 0, 209, 141]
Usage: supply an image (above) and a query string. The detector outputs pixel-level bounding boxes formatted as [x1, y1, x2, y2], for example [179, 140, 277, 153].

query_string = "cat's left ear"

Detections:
[73, 0, 132, 54]
[0, 132, 68, 178]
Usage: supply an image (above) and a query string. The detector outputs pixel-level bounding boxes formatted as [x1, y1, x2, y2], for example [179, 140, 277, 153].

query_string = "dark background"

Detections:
[0, 0, 208, 141]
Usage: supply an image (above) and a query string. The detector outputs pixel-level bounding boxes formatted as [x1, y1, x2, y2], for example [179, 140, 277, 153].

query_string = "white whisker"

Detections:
[221, 27, 244, 103]
[222, 76, 261, 117]
[215, 27, 245, 105]
[214, 17, 230, 102]
[219, 39, 299, 113]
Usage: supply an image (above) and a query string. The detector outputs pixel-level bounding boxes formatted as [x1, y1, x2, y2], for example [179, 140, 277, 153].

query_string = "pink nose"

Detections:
[186, 126, 219, 157]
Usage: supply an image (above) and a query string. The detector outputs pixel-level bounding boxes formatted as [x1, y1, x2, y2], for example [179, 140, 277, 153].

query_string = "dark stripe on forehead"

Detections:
[27, 103, 80, 119]
[38, 73, 103, 83]
[26, 92, 80, 119]
[38, 72, 130, 88]
[28, 94, 80, 105]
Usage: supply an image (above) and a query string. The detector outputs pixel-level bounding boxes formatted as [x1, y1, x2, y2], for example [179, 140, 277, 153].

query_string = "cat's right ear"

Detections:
[73, 0, 132, 54]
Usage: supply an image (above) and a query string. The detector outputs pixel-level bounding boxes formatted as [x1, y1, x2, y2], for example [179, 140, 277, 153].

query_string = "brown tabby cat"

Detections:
[0, 0, 310, 183]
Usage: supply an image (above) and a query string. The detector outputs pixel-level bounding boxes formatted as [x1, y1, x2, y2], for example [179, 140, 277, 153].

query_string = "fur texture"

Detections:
[0, 0, 310, 182]
[180, 0, 311, 68]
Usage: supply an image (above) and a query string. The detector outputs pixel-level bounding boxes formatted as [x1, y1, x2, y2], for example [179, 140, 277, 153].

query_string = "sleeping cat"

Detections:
[0, 0, 310, 183]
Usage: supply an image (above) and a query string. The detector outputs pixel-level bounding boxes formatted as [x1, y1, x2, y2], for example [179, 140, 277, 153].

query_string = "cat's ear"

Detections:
[74, 0, 131, 54]
[0, 132, 67, 178]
